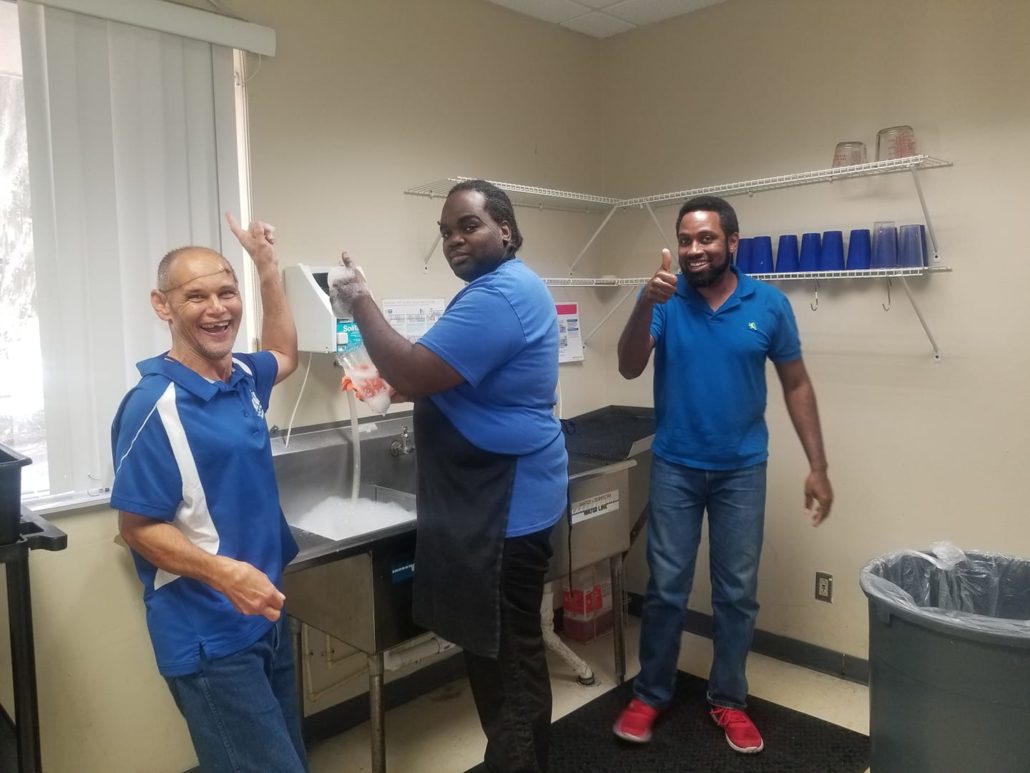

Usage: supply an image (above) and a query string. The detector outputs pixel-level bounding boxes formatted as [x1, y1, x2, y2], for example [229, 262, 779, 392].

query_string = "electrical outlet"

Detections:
[815, 572, 833, 603]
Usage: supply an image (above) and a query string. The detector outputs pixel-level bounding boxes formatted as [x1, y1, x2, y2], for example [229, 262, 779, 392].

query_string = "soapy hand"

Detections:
[328, 251, 371, 318]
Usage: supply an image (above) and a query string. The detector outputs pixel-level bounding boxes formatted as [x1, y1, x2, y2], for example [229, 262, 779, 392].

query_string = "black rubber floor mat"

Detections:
[466, 671, 869, 772]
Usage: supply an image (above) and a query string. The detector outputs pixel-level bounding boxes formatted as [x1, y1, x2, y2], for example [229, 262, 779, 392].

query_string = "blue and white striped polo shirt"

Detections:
[110, 351, 297, 676]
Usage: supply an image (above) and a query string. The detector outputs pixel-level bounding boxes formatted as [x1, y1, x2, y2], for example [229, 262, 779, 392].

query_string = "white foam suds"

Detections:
[291, 496, 415, 541]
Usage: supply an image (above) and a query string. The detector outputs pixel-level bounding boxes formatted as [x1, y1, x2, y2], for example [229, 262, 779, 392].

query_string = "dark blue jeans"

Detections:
[165, 615, 307, 772]
[634, 456, 767, 710]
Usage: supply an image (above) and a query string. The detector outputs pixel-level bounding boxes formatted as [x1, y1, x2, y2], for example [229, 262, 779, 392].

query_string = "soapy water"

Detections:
[290, 495, 414, 542]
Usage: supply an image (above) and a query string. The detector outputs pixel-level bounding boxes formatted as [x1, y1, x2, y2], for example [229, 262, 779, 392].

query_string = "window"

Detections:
[6, 0, 272, 508]
[0, 1, 47, 494]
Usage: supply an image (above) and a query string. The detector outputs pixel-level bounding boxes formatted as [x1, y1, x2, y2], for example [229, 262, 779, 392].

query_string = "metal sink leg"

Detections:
[368, 651, 386, 773]
[610, 554, 626, 685]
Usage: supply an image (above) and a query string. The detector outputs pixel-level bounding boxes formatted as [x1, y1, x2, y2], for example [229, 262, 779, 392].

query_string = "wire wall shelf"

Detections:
[540, 265, 950, 287]
[405, 157, 950, 213]
[620, 156, 952, 207]
[745, 265, 951, 282]
[407, 157, 952, 359]
[404, 177, 620, 214]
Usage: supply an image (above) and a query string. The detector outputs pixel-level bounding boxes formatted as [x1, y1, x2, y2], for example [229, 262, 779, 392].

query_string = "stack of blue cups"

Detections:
[736, 237, 753, 273]
[847, 229, 872, 270]
[897, 224, 928, 267]
[799, 232, 821, 272]
[776, 234, 800, 272]
[751, 236, 773, 274]
[871, 224, 898, 268]
[819, 231, 846, 271]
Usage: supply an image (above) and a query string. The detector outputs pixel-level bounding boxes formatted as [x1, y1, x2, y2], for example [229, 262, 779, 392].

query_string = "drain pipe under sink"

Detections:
[542, 582, 595, 685]
[382, 632, 456, 672]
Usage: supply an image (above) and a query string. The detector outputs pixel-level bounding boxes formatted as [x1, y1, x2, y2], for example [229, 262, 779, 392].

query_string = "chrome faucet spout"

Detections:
[390, 426, 416, 457]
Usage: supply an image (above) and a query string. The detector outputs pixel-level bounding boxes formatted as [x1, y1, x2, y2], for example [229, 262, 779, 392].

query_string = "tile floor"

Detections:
[308, 618, 870, 773]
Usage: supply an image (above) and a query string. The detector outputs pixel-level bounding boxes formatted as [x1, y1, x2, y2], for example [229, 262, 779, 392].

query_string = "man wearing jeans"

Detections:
[613, 195, 833, 753]
[112, 215, 305, 771]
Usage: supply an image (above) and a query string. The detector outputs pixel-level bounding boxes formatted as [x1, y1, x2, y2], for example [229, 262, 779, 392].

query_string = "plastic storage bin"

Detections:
[0, 444, 31, 545]
[860, 543, 1030, 773]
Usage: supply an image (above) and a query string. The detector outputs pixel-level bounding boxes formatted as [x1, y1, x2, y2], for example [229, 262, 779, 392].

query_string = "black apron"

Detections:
[412, 397, 517, 659]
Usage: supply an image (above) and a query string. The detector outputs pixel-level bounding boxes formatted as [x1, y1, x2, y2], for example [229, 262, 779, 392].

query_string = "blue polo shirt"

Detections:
[650, 268, 801, 470]
[417, 258, 567, 537]
[110, 351, 297, 676]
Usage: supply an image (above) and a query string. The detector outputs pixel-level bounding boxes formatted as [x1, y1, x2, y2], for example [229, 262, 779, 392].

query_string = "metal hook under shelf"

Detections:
[810, 280, 820, 311]
[883, 279, 892, 311]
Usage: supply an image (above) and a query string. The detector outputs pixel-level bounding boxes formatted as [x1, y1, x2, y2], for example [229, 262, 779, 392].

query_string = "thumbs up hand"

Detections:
[643, 249, 678, 305]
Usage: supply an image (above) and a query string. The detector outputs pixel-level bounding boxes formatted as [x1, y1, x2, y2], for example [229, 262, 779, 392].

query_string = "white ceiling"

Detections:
[484, 0, 729, 39]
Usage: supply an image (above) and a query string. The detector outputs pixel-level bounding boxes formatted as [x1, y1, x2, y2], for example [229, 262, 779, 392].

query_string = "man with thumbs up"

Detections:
[613, 195, 832, 755]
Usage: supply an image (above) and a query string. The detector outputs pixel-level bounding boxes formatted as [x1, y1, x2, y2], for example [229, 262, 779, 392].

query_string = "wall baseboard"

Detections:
[627, 592, 869, 685]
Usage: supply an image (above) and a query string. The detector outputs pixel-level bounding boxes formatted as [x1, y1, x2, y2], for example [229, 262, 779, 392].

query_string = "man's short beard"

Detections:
[685, 258, 730, 288]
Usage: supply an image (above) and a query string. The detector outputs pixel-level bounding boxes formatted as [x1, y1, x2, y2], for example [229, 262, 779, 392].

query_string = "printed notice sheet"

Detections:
[382, 298, 446, 342]
[556, 302, 584, 363]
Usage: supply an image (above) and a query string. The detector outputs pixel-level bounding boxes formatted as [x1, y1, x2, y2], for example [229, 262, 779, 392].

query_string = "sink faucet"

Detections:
[390, 425, 415, 457]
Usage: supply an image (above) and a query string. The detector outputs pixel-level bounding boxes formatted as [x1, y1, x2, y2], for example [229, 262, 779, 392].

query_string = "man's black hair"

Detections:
[676, 195, 739, 237]
[448, 179, 524, 255]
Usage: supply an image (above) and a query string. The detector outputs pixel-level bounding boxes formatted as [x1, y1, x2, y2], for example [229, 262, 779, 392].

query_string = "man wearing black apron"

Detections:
[329, 180, 568, 772]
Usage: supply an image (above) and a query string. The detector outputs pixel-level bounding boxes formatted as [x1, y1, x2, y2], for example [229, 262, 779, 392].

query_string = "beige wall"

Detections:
[3, 0, 1029, 770]
[1, 2, 606, 771]
[596, 0, 1030, 653]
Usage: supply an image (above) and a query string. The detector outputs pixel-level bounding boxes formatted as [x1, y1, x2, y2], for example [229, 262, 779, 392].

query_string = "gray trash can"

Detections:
[860, 543, 1030, 773]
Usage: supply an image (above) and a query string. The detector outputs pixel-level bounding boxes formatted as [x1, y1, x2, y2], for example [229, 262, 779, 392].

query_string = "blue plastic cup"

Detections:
[751, 236, 773, 274]
[871, 223, 898, 268]
[776, 234, 800, 273]
[735, 237, 753, 273]
[898, 224, 928, 267]
[799, 232, 821, 272]
[847, 229, 872, 270]
[819, 230, 845, 271]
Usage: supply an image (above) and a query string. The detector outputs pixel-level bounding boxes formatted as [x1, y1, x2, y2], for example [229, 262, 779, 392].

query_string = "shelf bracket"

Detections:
[882, 279, 892, 311]
[910, 168, 940, 263]
[422, 233, 442, 272]
[644, 202, 674, 252]
[568, 205, 619, 276]
[583, 284, 639, 345]
[898, 277, 941, 361]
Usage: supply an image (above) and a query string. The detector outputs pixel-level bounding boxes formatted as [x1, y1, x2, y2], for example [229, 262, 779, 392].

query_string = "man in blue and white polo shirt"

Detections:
[111, 214, 304, 772]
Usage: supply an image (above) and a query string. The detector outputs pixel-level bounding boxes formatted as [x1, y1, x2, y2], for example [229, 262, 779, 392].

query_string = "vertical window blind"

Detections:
[18, 0, 271, 501]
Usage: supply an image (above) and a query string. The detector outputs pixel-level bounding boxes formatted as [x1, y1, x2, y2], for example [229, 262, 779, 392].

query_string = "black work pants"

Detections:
[464, 526, 555, 773]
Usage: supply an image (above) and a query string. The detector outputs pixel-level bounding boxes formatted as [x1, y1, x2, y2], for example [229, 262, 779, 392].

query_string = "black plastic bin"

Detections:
[860, 543, 1030, 773]
[0, 444, 32, 546]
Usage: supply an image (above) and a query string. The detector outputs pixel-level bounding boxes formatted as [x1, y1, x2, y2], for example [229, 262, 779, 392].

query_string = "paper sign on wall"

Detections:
[556, 302, 584, 363]
[382, 298, 446, 342]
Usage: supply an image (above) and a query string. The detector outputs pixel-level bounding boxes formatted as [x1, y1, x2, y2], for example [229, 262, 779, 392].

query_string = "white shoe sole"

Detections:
[725, 736, 764, 754]
[612, 721, 652, 744]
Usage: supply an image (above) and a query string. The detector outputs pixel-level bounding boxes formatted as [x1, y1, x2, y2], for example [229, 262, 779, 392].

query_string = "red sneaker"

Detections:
[710, 706, 764, 753]
[612, 698, 661, 743]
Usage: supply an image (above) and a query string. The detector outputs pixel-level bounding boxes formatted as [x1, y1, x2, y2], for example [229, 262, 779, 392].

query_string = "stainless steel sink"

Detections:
[272, 414, 422, 653]
[272, 412, 641, 773]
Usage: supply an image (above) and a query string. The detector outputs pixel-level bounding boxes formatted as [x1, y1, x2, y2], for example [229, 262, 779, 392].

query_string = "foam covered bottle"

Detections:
[335, 318, 392, 415]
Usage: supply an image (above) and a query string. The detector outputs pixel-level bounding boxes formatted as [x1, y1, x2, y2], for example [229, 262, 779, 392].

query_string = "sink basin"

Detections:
[273, 415, 423, 653]
[272, 415, 418, 567]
